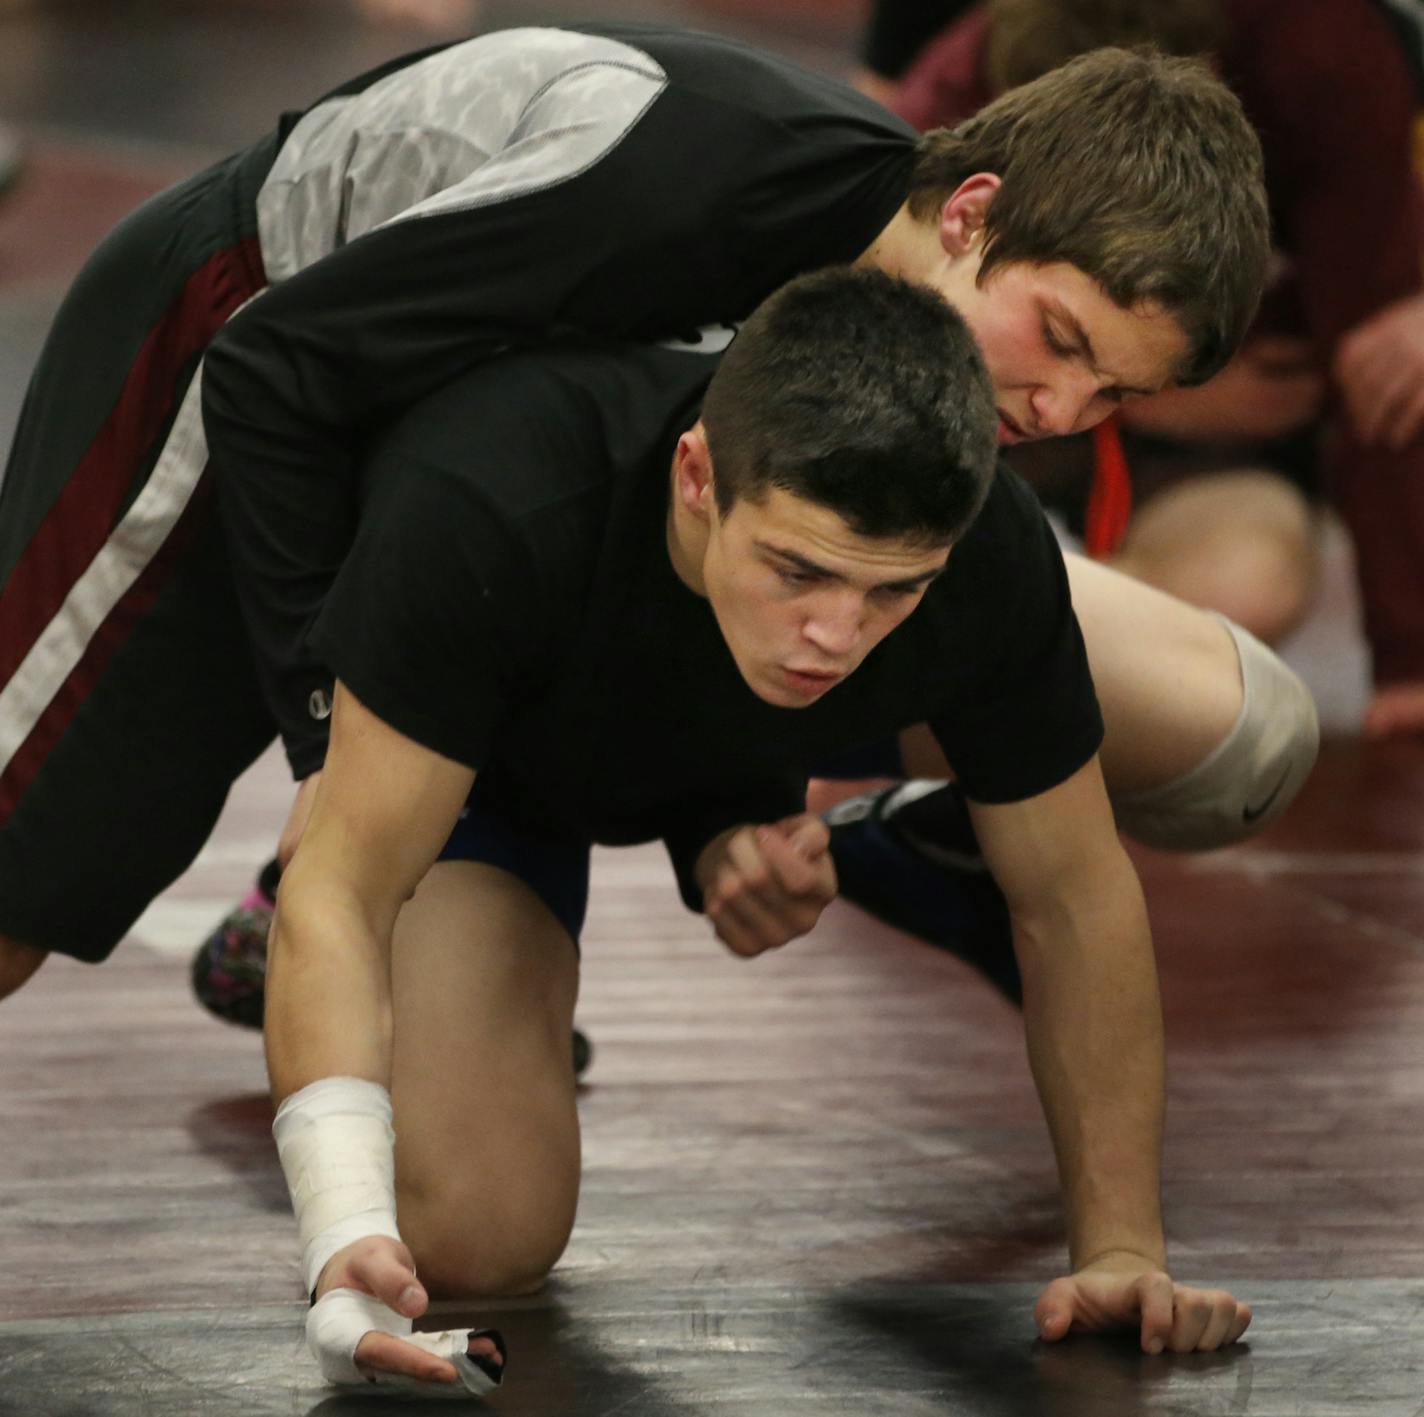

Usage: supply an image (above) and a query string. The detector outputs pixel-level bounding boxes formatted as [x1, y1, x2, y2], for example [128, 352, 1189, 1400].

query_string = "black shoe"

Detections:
[825, 783, 1021, 1004]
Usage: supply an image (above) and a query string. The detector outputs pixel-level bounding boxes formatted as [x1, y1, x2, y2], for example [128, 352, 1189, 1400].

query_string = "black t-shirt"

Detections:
[310, 343, 1103, 901]
[207, 22, 918, 775]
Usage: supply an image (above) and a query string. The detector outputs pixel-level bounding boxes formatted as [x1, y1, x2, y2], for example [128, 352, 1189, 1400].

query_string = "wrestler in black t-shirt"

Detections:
[309, 340, 1102, 894]
[263, 270, 1255, 1394]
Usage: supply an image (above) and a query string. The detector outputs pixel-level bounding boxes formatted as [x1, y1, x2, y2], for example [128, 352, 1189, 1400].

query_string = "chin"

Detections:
[742, 665, 806, 709]
[750, 681, 805, 709]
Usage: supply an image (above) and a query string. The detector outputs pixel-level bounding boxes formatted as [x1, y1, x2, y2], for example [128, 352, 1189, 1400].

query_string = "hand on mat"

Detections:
[699, 813, 836, 957]
[1034, 1252, 1252, 1354]
[277, 771, 322, 871]
[1336, 292, 1424, 450]
[316, 1235, 504, 1388]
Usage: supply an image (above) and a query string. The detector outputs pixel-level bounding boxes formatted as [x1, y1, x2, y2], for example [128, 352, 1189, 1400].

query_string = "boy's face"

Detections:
[698, 488, 951, 708]
[940, 256, 1191, 445]
[910, 181, 1192, 444]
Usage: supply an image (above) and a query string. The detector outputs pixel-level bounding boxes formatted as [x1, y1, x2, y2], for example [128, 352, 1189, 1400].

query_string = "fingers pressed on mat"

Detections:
[309, 1287, 506, 1397]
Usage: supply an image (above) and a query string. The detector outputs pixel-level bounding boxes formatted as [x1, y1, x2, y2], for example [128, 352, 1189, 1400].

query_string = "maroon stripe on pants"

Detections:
[0, 482, 215, 825]
[0, 236, 264, 687]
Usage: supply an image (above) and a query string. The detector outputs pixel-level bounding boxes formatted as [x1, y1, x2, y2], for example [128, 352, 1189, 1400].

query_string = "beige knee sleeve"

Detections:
[1112, 618, 1319, 851]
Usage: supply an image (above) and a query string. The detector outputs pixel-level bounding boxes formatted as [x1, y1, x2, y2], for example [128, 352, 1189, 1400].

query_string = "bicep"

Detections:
[967, 755, 1119, 916]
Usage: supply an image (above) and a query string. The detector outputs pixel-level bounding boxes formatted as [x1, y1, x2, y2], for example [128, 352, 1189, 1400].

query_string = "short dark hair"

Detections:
[700, 267, 998, 546]
[908, 46, 1268, 385]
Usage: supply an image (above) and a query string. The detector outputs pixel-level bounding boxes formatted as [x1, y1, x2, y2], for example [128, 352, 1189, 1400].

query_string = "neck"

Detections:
[666, 457, 709, 596]
[856, 201, 946, 285]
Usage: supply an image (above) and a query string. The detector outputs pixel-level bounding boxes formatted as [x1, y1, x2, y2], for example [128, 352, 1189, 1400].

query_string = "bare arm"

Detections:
[971, 755, 1165, 1268]
[265, 680, 474, 1100]
[970, 756, 1250, 1352]
[266, 681, 491, 1390]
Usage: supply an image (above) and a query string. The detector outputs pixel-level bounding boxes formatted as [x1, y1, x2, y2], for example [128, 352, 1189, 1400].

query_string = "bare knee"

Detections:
[1115, 472, 1317, 644]
[0, 933, 48, 1002]
[400, 1175, 577, 1298]
[1124, 532, 1315, 645]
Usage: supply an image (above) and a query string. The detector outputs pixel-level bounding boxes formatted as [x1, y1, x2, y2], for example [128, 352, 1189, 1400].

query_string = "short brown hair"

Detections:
[702, 268, 998, 546]
[986, 0, 1225, 93]
[907, 46, 1267, 384]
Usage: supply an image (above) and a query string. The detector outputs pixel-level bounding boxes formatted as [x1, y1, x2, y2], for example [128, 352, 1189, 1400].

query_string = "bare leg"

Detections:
[0, 933, 47, 1003]
[1060, 551, 1249, 793]
[390, 860, 581, 1298]
[1112, 470, 1318, 646]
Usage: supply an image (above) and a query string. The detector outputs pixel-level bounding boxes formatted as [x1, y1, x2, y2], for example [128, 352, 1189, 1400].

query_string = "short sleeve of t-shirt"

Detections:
[925, 472, 1103, 803]
[307, 456, 540, 770]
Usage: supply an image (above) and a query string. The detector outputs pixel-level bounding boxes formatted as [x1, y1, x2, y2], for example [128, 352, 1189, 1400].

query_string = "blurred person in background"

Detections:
[858, 0, 1424, 740]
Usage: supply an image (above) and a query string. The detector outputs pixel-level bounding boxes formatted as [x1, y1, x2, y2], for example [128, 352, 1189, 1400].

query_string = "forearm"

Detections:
[1015, 846, 1166, 1269]
[265, 853, 400, 1101]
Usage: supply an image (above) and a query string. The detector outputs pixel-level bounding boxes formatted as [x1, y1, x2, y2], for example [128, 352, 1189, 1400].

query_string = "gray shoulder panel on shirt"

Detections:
[256, 28, 668, 281]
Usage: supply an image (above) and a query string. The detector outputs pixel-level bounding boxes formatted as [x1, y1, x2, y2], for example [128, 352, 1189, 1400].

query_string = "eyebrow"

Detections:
[1044, 298, 1160, 398]
[759, 542, 948, 593]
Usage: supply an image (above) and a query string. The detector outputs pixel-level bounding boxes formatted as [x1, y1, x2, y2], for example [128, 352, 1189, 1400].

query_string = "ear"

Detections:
[938, 173, 1002, 258]
[673, 423, 717, 523]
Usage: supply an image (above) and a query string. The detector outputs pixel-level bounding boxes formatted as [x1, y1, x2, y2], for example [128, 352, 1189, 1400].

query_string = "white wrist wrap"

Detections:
[273, 1076, 402, 1296]
[308, 1289, 505, 1397]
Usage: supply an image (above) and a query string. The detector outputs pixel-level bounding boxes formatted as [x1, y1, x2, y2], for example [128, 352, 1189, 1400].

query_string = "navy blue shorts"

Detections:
[433, 736, 907, 947]
[437, 804, 591, 944]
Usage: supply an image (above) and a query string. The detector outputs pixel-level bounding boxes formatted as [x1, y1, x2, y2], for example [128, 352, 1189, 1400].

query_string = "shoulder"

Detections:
[918, 468, 1067, 629]
[364, 342, 717, 520]
[949, 467, 1058, 569]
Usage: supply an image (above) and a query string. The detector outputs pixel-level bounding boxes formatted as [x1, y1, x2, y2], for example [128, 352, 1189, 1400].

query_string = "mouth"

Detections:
[781, 666, 844, 697]
[997, 408, 1030, 444]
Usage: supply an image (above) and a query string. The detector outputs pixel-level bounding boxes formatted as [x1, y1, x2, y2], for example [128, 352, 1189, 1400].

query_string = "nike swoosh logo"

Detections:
[1242, 768, 1293, 823]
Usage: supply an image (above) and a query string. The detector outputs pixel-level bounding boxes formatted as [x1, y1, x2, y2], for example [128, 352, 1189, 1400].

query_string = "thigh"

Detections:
[389, 859, 582, 1299]
[1063, 552, 1243, 794]
[0, 154, 264, 581]
[0, 154, 270, 961]
[0, 503, 274, 959]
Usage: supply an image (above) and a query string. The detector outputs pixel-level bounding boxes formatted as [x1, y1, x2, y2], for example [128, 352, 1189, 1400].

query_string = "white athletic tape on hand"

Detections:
[307, 1289, 506, 1398]
[273, 1076, 402, 1295]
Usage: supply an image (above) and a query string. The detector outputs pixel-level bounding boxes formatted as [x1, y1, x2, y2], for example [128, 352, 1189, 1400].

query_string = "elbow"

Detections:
[267, 862, 392, 982]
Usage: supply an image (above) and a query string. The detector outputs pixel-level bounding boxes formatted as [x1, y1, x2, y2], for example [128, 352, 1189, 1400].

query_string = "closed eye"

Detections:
[776, 566, 819, 587]
[1043, 318, 1076, 358]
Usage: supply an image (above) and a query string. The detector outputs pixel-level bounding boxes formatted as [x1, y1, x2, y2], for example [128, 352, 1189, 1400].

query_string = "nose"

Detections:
[1030, 369, 1103, 436]
[802, 591, 863, 659]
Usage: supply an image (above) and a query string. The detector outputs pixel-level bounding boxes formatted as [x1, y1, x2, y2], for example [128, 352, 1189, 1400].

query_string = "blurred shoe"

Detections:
[825, 782, 1021, 1004]
[191, 858, 279, 1030]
